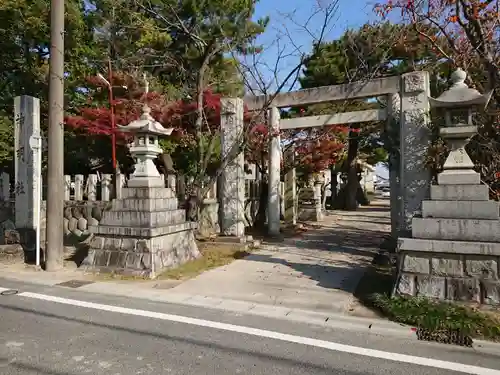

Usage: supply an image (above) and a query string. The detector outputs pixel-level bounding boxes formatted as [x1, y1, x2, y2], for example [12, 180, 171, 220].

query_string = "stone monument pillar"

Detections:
[386, 93, 402, 238]
[82, 105, 200, 277]
[399, 71, 431, 236]
[219, 98, 245, 237]
[268, 106, 281, 236]
[14, 95, 42, 255]
[284, 147, 297, 225]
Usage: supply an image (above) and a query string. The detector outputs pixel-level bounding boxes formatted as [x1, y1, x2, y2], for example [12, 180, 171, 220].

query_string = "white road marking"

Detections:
[2, 287, 500, 375]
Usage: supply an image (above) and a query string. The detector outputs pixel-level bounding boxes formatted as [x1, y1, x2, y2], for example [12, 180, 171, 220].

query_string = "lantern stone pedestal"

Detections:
[395, 69, 499, 305]
[80, 105, 200, 277]
[297, 179, 324, 222]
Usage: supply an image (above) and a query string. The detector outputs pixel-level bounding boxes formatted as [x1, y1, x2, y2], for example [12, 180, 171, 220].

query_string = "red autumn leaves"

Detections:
[65, 74, 352, 172]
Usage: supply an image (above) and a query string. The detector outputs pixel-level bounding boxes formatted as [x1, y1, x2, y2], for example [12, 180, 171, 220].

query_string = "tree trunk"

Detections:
[253, 179, 268, 230]
[344, 130, 360, 211]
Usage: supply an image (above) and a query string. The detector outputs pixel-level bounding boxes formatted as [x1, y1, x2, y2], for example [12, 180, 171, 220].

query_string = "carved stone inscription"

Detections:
[220, 98, 245, 237]
[14, 96, 41, 229]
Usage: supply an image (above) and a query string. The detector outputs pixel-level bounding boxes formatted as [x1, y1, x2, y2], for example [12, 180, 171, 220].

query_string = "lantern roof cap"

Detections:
[429, 68, 492, 109]
[118, 104, 174, 136]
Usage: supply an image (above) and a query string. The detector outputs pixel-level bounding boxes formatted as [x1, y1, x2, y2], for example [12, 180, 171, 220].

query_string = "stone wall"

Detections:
[397, 240, 500, 305]
[62, 201, 109, 241]
[0, 199, 109, 262]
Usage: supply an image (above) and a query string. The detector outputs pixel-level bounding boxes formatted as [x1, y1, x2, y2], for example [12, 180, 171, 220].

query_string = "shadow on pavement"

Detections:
[243, 202, 394, 312]
[245, 252, 368, 293]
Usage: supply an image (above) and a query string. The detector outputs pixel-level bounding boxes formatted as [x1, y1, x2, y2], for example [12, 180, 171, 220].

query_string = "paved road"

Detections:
[1, 278, 499, 375]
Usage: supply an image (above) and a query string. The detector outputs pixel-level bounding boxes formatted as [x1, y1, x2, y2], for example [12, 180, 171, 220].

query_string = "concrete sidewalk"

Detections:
[0, 199, 391, 319]
[169, 199, 391, 315]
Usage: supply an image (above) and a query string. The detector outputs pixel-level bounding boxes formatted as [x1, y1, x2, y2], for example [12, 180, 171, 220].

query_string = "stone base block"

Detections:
[81, 224, 200, 277]
[121, 187, 175, 199]
[112, 197, 178, 211]
[298, 206, 323, 222]
[422, 200, 499, 220]
[395, 246, 500, 305]
[100, 209, 186, 227]
[399, 237, 500, 256]
[127, 176, 164, 188]
[437, 170, 480, 185]
[90, 221, 197, 237]
[412, 217, 500, 242]
[430, 184, 489, 201]
[395, 273, 499, 304]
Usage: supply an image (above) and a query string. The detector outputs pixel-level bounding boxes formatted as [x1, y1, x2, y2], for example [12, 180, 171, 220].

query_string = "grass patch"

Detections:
[354, 253, 500, 341]
[372, 294, 500, 341]
[157, 243, 250, 280]
[353, 255, 395, 312]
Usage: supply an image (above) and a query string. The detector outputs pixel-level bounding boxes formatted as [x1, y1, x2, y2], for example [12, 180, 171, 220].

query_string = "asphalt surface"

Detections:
[1, 278, 500, 375]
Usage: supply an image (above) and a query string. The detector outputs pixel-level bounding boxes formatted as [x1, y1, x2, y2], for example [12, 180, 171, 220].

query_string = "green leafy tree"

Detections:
[0, 0, 94, 170]
[376, 0, 500, 198]
[300, 22, 442, 209]
[131, 0, 267, 220]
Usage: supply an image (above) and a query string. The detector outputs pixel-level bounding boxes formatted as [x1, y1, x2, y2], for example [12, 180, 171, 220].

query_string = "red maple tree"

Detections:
[66, 71, 349, 174]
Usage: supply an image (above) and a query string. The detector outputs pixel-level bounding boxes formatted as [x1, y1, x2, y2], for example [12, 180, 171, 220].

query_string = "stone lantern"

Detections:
[394, 70, 500, 304]
[118, 104, 173, 188]
[429, 68, 492, 185]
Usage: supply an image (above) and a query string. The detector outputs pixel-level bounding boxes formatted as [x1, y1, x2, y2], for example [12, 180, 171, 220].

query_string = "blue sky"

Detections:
[251, 0, 378, 91]
[252, 0, 390, 177]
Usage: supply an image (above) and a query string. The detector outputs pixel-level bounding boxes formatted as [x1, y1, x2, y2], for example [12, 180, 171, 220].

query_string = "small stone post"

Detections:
[268, 106, 281, 236]
[64, 175, 71, 201]
[219, 98, 245, 237]
[399, 71, 431, 236]
[101, 174, 112, 201]
[74, 174, 84, 200]
[87, 175, 98, 201]
[166, 174, 176, 193]
[313, 177, 324, 221]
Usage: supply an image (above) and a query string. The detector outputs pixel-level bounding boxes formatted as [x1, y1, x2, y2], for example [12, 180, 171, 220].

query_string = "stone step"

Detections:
[437, 170, 480, 185]
[100, 209, 186, 228]
[398, 237, 500, 256]
[112, 197, 178, 211]
[412, 217, 500, 242]
[422, 200, 499, 220]
[89, 221, 197, 237]
[430, 184, 489, 201]
[121, 187, 176, 199]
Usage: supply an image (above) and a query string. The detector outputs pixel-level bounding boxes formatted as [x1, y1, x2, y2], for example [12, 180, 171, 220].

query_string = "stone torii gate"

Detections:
[219, 71, 431, 239]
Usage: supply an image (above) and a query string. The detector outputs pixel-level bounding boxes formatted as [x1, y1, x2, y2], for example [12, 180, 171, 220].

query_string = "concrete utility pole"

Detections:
[45, 0, 65, 271]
